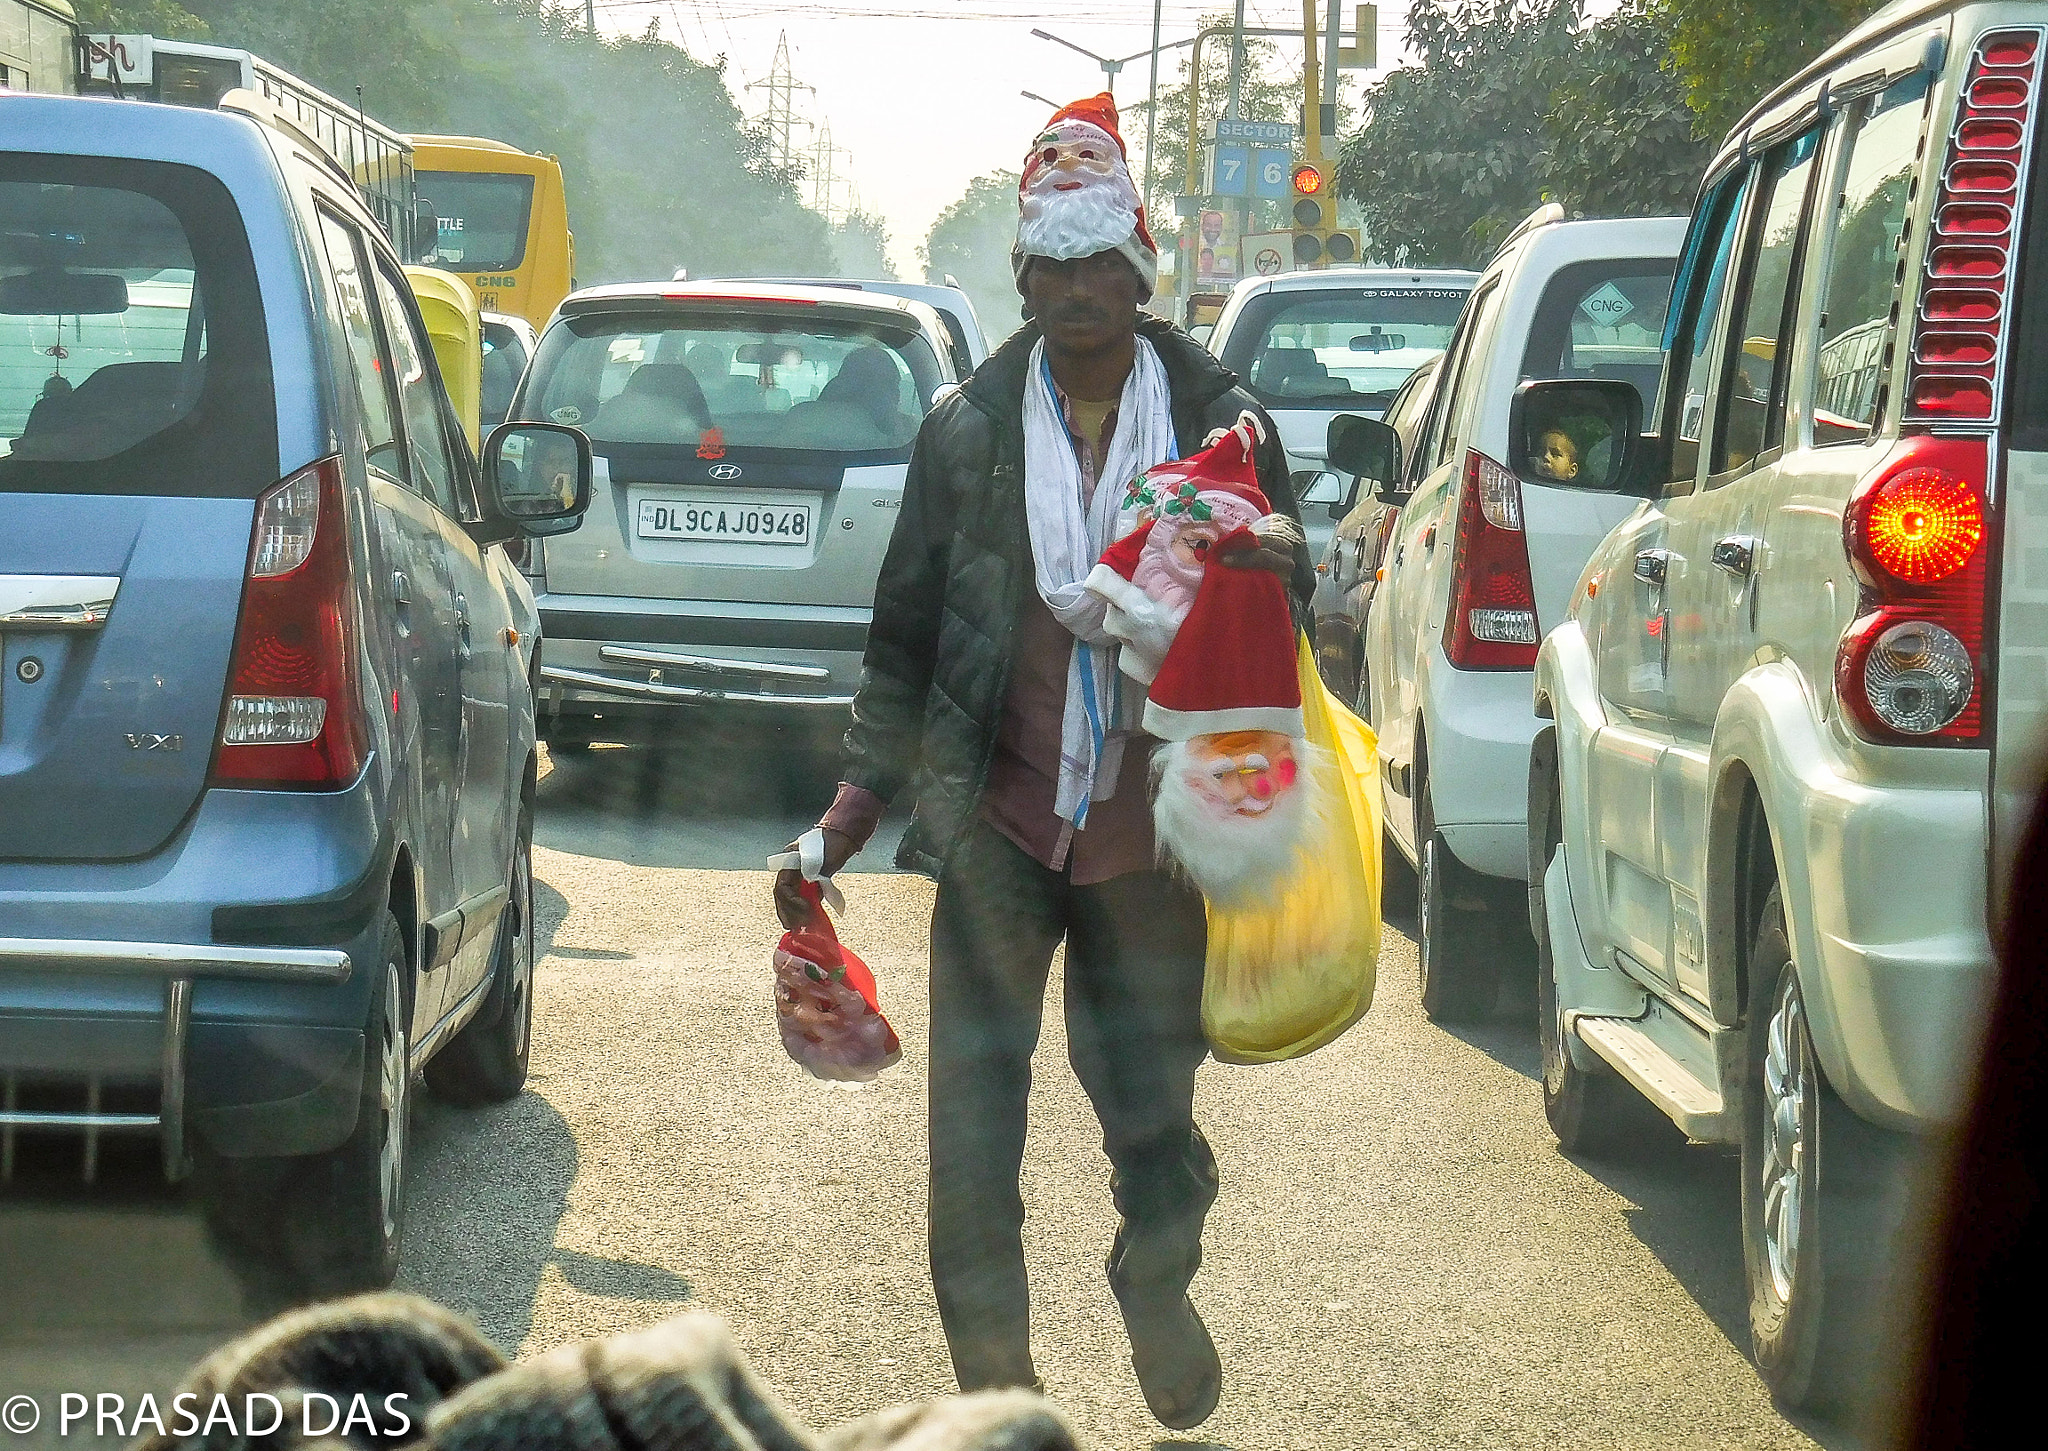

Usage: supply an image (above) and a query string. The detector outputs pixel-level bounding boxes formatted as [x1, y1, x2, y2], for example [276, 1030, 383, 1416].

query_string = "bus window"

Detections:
[419, 172, 536, 273]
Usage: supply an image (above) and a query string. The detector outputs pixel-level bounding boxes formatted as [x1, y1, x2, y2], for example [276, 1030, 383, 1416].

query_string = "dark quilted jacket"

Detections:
[840, 314, 1314, 879]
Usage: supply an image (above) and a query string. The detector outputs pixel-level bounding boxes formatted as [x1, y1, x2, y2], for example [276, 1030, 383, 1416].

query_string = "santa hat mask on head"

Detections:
[1013, 93, 1160, 300]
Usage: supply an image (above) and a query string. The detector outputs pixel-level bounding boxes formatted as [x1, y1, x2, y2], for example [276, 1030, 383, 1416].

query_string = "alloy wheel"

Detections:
[377, 969, 409, 1245]
[1418, 832, 1438, 991]
[1759, 971, 1810, 1306]
[508, 838, 535, 1061]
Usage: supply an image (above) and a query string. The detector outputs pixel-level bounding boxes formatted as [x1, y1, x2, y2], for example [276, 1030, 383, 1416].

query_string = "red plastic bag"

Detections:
[772, 879, 901, 1082]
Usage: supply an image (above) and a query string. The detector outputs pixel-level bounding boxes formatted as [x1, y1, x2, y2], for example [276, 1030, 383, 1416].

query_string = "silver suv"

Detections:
[515, 281, 957, 743]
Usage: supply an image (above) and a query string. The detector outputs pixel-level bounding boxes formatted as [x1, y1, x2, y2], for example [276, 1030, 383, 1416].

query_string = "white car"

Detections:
[1526, 0, 2045, 1409]
[1208, 266, 1478, 560]
[1361, 210, 1686, 1020]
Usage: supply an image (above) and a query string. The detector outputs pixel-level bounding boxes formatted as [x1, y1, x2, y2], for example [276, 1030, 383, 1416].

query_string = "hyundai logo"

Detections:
[708, 463, 743, 481]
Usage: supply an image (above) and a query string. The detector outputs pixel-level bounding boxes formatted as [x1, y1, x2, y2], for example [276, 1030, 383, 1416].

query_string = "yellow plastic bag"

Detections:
[1200, 636, 1382, 1063]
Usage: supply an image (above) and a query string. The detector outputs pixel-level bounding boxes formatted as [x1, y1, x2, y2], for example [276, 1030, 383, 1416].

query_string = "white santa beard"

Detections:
[1019, 172, 1143, 262]
[1150, 737, 1339, 909]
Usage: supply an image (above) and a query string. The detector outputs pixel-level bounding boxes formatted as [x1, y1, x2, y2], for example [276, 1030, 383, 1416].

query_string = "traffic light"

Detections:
[1289, 159, 1361, 268]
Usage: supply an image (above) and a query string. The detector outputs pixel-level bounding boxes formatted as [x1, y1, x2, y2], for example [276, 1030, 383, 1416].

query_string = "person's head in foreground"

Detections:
[134, 1293, 1082, 1451]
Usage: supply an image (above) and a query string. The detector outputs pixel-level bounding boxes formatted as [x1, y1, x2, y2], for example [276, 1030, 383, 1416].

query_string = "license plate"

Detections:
[636, 498, 814, 544]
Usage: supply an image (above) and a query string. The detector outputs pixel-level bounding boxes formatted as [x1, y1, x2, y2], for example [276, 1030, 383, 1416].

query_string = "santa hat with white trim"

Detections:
[1142, 535, 1303, 741]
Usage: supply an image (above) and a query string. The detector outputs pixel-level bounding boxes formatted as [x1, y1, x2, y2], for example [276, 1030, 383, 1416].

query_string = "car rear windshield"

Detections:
[523, 309, 945, 463]
[418, 171, 535, 273]
[0, 154, 276, 498]
[1222, 286, 1471, 409]
[1518, 257, 1677, 411]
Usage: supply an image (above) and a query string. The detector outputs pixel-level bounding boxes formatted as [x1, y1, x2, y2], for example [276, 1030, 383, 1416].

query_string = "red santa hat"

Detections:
[1142, 530, 1303, 741]
[1014, 93, 1160, 300]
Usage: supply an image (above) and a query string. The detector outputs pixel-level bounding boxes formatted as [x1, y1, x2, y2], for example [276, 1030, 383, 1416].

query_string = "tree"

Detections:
[1336, 0, 1708, 268]
[1126, 16, 1304, 224]
[1659, 0, 1887, 141]
[150, 1, 837, 283]
[71, 1, 208, 37]
[922, 171, 1024, 345]
[832, 210, 898, 282]
[1337, 0, 1579, 267]
[1542, 1, 1711, 218]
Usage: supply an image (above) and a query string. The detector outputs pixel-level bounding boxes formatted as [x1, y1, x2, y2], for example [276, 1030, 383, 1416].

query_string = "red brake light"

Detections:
[1837, 435, 1990, 743]
[210, 457, 368, 789]
[1444, 450, 1539, 670]
[1905, 29, 2043, 425]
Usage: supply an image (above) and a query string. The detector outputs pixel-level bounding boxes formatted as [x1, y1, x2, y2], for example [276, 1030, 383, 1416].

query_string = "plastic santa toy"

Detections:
[1085, 416, 1333, 909]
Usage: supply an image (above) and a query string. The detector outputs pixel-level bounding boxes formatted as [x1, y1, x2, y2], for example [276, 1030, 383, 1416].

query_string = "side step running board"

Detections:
[1575, 1013, 1731, 1141]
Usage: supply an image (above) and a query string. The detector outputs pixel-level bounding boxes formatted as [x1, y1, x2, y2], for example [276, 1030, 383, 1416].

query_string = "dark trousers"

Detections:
[927, 820, 1218, 1390]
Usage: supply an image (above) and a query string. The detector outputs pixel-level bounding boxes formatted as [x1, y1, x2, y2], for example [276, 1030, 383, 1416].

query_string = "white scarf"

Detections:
[1020, 335, 1177, 827]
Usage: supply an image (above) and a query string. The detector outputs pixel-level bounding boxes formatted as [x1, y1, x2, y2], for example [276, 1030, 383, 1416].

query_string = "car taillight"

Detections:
[210, 457, 369, 789]
[1443, 449, 1540, 669]
[1837, 434, 1990, 743]
[1905, 28, 2043, 424]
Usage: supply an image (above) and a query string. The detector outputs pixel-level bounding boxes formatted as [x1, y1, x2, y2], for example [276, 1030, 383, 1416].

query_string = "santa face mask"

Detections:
[1128, 489, 1268, 621]
[1017, 118, 1143, 263]
[1152, 729, 1333, 909]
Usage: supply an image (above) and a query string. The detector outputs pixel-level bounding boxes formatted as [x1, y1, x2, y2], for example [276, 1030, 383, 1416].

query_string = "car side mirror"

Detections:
[1327, 414, 1401, 506]
[1292, 467, 1347, 520]
[1507, 378, 1644, 494]
[483, 421, 593, 539]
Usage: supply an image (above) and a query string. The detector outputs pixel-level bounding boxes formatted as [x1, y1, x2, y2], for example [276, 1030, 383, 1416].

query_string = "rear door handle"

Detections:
[391, 570, 411, 606]
[1712, 535, 1759, 577]
[1634, 549, 1669, 586]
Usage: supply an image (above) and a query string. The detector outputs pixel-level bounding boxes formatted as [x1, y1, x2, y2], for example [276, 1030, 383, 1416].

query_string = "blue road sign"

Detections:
[1252, 147, 1292, 200]
[1215, 118, 1296, 144]
[1210, 143, 1251, 197]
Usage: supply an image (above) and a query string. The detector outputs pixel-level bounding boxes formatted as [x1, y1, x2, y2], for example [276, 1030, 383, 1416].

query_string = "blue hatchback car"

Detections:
[0, 92, 591, 1288]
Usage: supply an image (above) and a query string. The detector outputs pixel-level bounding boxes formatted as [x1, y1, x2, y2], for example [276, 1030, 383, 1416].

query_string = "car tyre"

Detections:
[425, 806, 537, 1106]
[1415, 777, 1501, 1023]
[1741, 885, 1906, 1414]
[1533, 835, 1683, 1157]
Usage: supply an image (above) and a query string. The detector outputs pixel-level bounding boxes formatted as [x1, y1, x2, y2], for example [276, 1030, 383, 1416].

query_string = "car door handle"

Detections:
[1422, 524, 1437, 550]
[1712, 535, 1759, 577]
[391, 569, 411, 606]
[454, 594, 472, 656]
[1634, 549, 1669, 587]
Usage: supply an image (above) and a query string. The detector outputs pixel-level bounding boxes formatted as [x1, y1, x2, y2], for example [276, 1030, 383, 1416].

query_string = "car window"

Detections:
[1220, 285, 1472, 410]
[1714, 129, 1823, 477]
[482, 320, 528, 429]
[1519, 257, 1678, 417]
[0, 155, 276, 498]
[1661, 174, 1750, 494]
[1383, 358, 1440, 463]
[525, 310, 945, 463]
[1429, 280, 1501, 472]
[316, 211, 405, 484]
[1813, 76, 1930, 444]
[417, 171, 535, 272]
[371, 258, 462, 517]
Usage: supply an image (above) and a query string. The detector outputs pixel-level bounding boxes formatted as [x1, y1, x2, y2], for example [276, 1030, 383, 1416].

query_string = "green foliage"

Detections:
[70, 1, 208, 38]
[920, 170, 1024, 344]
[1337, 1, 1706, 268]
[1659, 0, 1886, 141]
[831, 209, 897, 282]
[90, 1, 835, 283]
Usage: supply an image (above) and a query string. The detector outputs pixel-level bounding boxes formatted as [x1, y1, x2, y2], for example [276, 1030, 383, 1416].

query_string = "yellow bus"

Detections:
[408, 135, 574, 333]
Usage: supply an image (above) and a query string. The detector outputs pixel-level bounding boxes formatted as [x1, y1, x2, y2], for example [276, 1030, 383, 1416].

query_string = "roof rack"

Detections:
[1489, 202, 1566, 263]
[216, 87, 362, 200]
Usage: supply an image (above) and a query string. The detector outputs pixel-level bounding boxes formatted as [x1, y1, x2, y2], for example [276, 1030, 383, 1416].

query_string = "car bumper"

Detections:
[0, 769, 392, 1168]
[536, 592, 866, 720]
[1419, 654, 1540, 880]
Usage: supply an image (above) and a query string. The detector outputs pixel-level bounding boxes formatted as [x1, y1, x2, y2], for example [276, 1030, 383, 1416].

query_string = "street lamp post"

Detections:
[1020, 89, 1061, 111]
[1029, 28, 1125, 97]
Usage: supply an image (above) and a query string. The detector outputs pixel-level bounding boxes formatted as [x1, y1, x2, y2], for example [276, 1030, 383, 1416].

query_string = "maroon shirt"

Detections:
[822, 379, 1160, 884]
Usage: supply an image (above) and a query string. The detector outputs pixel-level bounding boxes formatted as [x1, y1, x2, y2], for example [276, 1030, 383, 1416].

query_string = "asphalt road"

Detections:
[0, 734, 1868, 1450]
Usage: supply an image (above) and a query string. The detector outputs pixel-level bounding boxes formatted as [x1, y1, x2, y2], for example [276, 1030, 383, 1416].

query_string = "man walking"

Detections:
[773, 95, 1311, 1431]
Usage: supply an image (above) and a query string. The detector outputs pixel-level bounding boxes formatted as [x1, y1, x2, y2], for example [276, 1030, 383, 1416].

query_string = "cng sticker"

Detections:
[1580, 281, 1635, 326]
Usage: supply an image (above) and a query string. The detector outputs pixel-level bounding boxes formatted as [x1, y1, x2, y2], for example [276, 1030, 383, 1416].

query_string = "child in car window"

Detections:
[1533, 426, 1581, 482]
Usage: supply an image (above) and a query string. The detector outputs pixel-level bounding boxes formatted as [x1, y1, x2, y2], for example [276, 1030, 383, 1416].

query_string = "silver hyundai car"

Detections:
[515, 280, 958, 745]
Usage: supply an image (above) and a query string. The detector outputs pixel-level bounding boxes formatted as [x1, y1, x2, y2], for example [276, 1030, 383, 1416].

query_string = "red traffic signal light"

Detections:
[1292, 162, 1324, 196]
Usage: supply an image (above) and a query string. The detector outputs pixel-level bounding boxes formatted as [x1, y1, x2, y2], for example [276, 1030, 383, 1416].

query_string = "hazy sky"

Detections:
[594, 1, 1415, 275]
